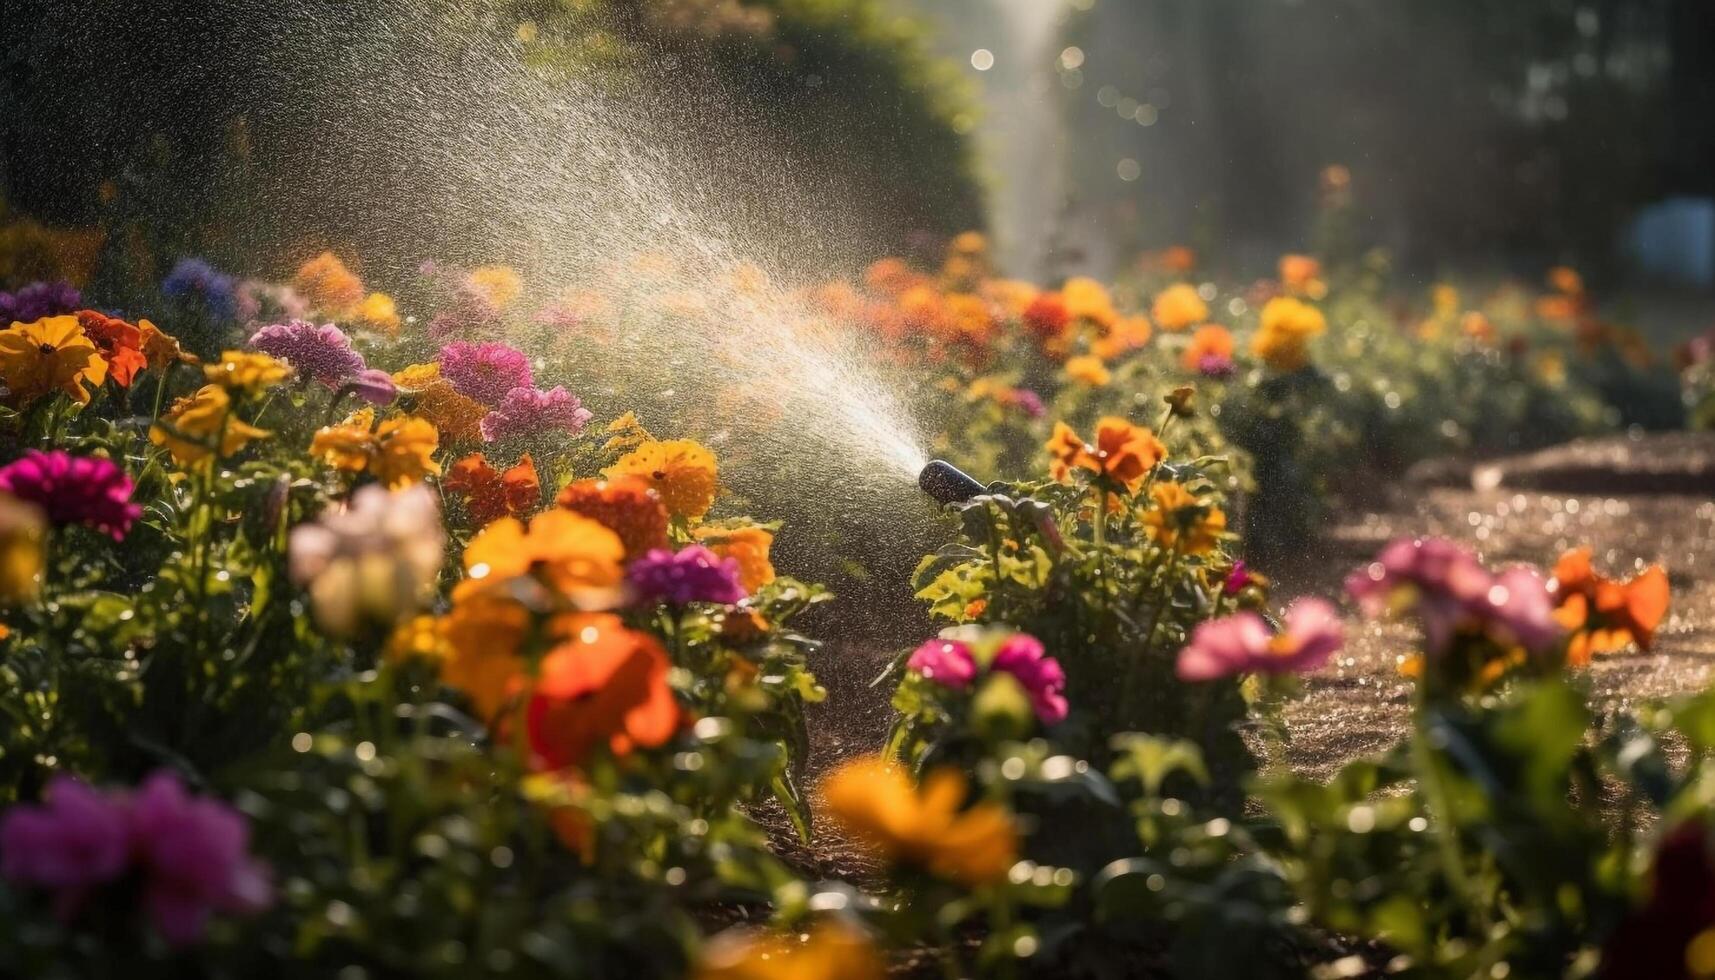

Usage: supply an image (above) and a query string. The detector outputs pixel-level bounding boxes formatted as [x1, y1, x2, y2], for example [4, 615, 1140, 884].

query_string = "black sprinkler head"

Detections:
[918, 459, 987, 505]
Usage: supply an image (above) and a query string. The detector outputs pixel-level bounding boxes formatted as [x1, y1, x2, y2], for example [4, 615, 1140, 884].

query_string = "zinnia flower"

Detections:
[1182, 324, 1236, 377]
[1141, 482, 1227, 555]
[288, 484, 446, 639]
[1022, 292, 1070, 345]
[525, 614, 681, 771]
[1549, 547, 1670, 667]
[247, 320, 365, 387]
[989, 632, 1069, 724]
[1345, 537, 1560, 657]
[74, 310, 147, 387]
[0, 775, 129, 901]
[1046, 417, 1166, 492]
[1176, 598, 1344, 681]
[627, 544, 746, 606]
[437, 341, 533, 406]
[479, 386, 593, 443]
[1151, 283, 1208, 331]
[557, 476, 670, 559]
[128, 770, 272, 946]
[907, 638, 978, 689]
[0, 315, 108, 406]
[150, 384, 271, 466]
[820, 756, 1018, 887]
[161, 258, 237, 319]
[443, 452, 540, 527]
[1062, 276, 1117, 328]
[292, 252, 364, 314]
[603, 438, 719, 520]
[0, 281, 81, 325]
[0, 451, 141, 541]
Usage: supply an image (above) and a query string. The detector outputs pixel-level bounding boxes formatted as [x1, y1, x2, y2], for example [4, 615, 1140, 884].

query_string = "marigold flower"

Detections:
[287, 484, 445, 639]
[697, 922, 884, 980]
[1021, 292, 1070, 345]
[1151, 283, 1208, 331]
[443, 452, 540, 527]
[204, 350, 292, 393]
[353, 292, 401, 334]
[384, 614, 448, 666]
[392, 362, 486, 442]
[74, 310, 147, 387]
[372, 416, 442, 488]
[1182, 324, 1236, 377]
[440, 591, 531, 719]
[0, 315, 108, 406]
[292, 251, 364, 314]
[310, 409, 377, 474]
[525, 613, 681, 771]
[1548, 266, 1585, 297]
[1090, 314, 1153, 360]
[1278, 254, 1326, 298]
[462, 508, 625, 600]
[1251, 296, 1326, 372]
[557, 476, 669, 559]
[0, 450, 141, 541]
[1176, 598, 1343, 681]
[603, 438, 719, 520]
[1064, 354, 1111, 387]
[1046, 417, 1166, 492]
[1141, 482, 1227, 555]
[692, 524, 776, 593]
[151, 385, 270, 466]
[1062, 276, 1117, 328]
[820, 756, 1018, 887]
[1549, 547, 1670, 667]
[863, 257, 920, 297]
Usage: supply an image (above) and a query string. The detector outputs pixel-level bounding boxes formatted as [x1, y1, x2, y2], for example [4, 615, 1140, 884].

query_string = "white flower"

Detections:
[288, 484, 445, 639]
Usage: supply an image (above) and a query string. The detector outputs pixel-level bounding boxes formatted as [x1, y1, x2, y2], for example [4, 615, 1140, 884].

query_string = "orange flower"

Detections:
[821, 756, 1018, 887]
[310, 410, 442, 487]
[293, 251, 365, 314]
[1064, 354, 1111, 387]
[603, 438, 719, 520]
[1251, 297, 1327, 371]
[525, 613, 681, 770]
[469, 265, 524, 310]
[139, 319, 195, 370]
[697, 922, 884, 980]
[1046, 417, 1165, 492]
[444, 452, 540, 527]
[1548, 266, 1585, 297]
[461, 508, 625, 601]
[556, 476, 670, 559]
[1090, 314, 1153, 360]
[1279, 254, 1326, 298]
[1150, 283, 1208, 332]
[1062, 276, 1117, 329]
[440, 590, 532, 719]
[392, 363, 486, 443]
[1141, 482, 1226, 555]
[354, 292, 401, 334]
[1182, 324, 1237, 374]
[74, 310, 148, 387]
[0, 316, 108, 406]
[693, 524, 776, 593]
[864, 257, 921, 297]
[1550, 547, 1670, 667]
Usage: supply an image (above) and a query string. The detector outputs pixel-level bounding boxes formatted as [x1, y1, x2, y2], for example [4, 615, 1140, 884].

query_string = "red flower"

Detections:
[75, 310, 148, 388]
[443, 452, 539, 527]
[1022, 292, 1070, 344]
[525, 615, 681, 771]
[555, 476, 669, 559]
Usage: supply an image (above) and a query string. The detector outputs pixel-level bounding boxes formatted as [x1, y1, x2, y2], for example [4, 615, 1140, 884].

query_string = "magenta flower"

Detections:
[479, 386, 594, 443]
[0, 776, 129, 912]
[907, 639, 978, 689]
[1012, 389, 1046, 419]
[129, 771, 272, 946]
[1345, 537, 1559, 654]
[347, 368, 398, 406]
[1222, 560, 1257, 596]
[247, 320, 365, 387]
[0, 450, 141, 540]
[990, 633, 1069, 725]
[1176, 598, 1345, 681]
[437, 341, 532, 406]
[627, 544, 746, 606]
[1196, 352, 1236, 378]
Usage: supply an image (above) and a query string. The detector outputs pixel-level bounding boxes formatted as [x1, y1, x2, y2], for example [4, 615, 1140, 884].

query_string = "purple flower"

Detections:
[627, 544, 746, 606]
[161, 259, 237, 320]
[0, 281, 82, 325]
[1345, 537, 1559, 655]
[1012, 389, 1046, 419]
[1176, 598, 1344, 681]
[129, 771, 272, 946]
[1196, 352, 1236, 378]
[0, 776, 129, 912]
[248, 320, 365, 387]
[438, 341, 533, 406]
[235, 280, 309, 325]
[0, 450, 141, 541]
[991, 633, 1069, 725]
[347, 368, 398, 406]
[907, 638, 978, 689]
[479, 386, 594, 443]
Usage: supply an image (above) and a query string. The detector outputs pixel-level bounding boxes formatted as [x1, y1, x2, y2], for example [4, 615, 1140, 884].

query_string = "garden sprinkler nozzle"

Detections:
[918, 459, 987, 505]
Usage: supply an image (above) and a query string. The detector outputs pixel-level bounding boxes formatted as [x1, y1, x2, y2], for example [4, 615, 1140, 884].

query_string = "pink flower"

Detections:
[0, 776, 129, 911]
[247, 320, 365, 387]
[0, 450, 141, 540]
[129, 771, 272, 946]
[1222, 560, 1257, 596]
[1176, 598, 1345, 681]
[479, 386, 594, 443]
[346, 368, 398, 406]
[907, 639, 978, 689]
[991, 633, 1069, 725]
[1345, 537, 1559, 654]
[437, 341, 532, 406]
[627, 544, 746, 606]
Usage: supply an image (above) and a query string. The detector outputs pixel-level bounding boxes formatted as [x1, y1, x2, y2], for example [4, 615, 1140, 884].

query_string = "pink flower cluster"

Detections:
[435, 342, 593, 443]
[0, 772, 271, 945]
[0, 450, 141, 541]
[1176, 598, 1344, 681]
[627, 544, 746, 606]
[1345, 536, 1559, 655]
[248, 320, 366, 387]
[907, 631, 1069, 725]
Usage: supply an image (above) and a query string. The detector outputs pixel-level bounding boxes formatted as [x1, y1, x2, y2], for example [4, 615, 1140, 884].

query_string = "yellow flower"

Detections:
[469, 265, 524, 310]
[1141, 482, 1226, 555]
[354, 292, 401, 334]
[602, 411, 653, 454]
[385, 614, 448, 666]
[392, 363, 486, 443]
[372, 416, 442, 488]
[949, 230, 988, 256]
[1062, 276, 1117, 328]
[1150, 283, 1208, 332]
[311, 409, 379, 474]
[0, 316, 108, 406]
[204, 351, 291, 393]
[604, 439, 719, 520]
[150, 384, 270, 465]
[440, 590, 531, 719]
[697, 922, 883, 980]
[462, 508, 625, 601]
[821, 756, 1018, 887]
[1432, 284, 1460, 319]
[139, 319, 196, 370]
[693, 524, 776, 593]
[1251, 296, 1327, 372]
[0, 494, 45, 602]
[1064, 354, 1111, 387]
